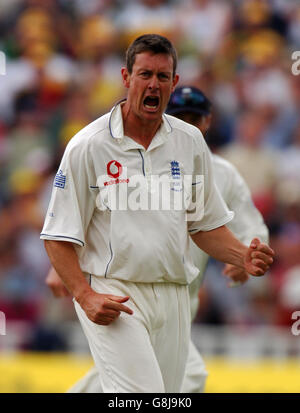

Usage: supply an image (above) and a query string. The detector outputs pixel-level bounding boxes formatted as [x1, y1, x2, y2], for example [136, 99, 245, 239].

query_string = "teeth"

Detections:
[144, 104, 158, 109]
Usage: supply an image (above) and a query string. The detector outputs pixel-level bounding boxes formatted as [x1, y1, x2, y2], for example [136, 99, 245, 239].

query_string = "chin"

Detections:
[141, 109, 162, 120]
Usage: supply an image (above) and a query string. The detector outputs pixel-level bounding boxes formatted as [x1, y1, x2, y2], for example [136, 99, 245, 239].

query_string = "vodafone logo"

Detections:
[104, 160, 129, 186]
[107, 160, 123, 179]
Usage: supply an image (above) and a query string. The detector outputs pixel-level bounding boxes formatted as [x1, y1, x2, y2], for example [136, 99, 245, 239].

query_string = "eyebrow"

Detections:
[138, 68, 172, 75]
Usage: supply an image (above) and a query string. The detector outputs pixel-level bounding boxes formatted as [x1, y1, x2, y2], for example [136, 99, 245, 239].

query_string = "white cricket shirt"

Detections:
[189, 154, 269, 318]
[41, 103, 233, 284]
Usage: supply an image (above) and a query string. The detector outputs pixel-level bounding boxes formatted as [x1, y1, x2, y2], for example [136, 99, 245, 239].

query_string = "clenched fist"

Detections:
[244, 238, 274, 276]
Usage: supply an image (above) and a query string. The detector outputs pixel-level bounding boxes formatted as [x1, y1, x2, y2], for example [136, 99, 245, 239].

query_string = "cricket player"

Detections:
[41, 34, 274, 393]
[46, 86, 269, 393]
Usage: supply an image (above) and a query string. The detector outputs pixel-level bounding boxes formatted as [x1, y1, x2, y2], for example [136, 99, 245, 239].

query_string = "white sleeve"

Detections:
[225, 165, 269, 245]
[40, 139, 97, 246]
[187, 133, 234, 234]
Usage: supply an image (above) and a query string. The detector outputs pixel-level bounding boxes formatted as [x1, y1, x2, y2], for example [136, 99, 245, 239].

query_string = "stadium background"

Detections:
[0, 0, 300, 393]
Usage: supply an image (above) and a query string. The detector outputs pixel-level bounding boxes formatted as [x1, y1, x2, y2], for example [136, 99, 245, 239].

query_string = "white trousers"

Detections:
[68, 339, 208, 393]
[181, 340, 208, 392]
[74, 276, 191, 393]
[68, 329, 208, 393]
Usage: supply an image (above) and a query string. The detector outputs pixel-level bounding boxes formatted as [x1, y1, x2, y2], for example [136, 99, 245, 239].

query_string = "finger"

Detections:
[256, 244, 275, 255]
[99, 307, 121, 318]
[105, 300, 133, 315]
[250, 238, 260, 249]
[250, 266, 265, 276]
[108, 295, 130, 303]
[251, 251, 274, 264]
[251, 254, 274, 266]
[251, 259, 269, 272]
[98, 314, 117, 323]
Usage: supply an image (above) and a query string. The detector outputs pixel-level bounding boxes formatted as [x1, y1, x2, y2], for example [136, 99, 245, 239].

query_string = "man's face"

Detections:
[121, 52, 179, 123]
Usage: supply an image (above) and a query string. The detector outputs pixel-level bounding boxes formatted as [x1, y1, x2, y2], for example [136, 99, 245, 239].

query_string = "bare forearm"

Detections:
[44, 240, 91, 302]
[191, 225, 248, 269]
[44, 240, 133, 325]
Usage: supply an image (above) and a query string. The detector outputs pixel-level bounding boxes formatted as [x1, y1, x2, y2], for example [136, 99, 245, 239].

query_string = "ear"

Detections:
[171, 74, 179, 92]
[121, 67, 130, 89]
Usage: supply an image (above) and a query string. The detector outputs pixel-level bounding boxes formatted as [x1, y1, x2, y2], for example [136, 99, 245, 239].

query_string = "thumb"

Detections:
[108, 295, 130, 303]
[250, 238, 260, 249]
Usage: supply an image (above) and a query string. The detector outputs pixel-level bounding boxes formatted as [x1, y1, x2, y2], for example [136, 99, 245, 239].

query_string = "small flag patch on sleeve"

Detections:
[54, 170, 66, 188]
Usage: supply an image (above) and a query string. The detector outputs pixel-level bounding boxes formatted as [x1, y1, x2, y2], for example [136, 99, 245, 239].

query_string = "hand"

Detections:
[46, 267, 70, 298]
[77, 290, 134, 326]
[244, 238, 274, 276]
[223, 263, 249, 287]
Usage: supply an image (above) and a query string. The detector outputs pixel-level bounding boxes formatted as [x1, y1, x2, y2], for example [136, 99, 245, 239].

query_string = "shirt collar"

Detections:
[109, 101, 172, 151]
[109, 100, 126, 140]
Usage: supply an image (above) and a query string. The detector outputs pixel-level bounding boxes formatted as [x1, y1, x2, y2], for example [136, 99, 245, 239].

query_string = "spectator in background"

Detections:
[276, 121, 300, 205]
[116, 0, 177, 48]
[175, 0, 232, 57]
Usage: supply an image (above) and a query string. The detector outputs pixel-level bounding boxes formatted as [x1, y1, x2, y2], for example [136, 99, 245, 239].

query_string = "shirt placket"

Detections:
[143, 151, 153, 192]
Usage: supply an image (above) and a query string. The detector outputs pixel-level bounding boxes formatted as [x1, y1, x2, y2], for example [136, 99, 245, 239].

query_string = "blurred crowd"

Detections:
[0, 0, 300, 351]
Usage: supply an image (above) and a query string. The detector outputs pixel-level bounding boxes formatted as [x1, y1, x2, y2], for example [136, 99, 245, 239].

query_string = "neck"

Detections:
[121, 102, 162, 150]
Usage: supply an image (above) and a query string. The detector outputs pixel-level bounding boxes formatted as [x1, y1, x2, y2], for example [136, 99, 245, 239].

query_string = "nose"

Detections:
[148, 75, 159, 90]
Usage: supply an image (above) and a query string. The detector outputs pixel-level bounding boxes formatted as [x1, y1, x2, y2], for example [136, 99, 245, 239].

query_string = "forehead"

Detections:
[133, 51, 173, 73]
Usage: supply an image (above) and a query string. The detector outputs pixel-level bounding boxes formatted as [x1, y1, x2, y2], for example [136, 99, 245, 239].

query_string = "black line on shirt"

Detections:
[163, 114, 173, 132]
[104, 241, 113, 278]
[138, 149, 145, 176]
[102, 199, 111, 211]
[40, 234, 84, 246]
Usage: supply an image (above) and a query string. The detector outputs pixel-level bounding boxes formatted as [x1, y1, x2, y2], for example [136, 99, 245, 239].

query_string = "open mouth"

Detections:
[143, 96, 160, 110]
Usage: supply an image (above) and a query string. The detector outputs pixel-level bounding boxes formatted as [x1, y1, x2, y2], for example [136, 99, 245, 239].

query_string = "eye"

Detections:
[158, 73, 170, 81]
[140, 72, 150, 78]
